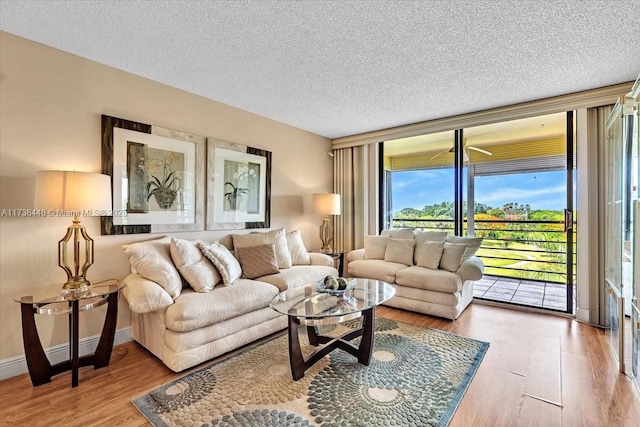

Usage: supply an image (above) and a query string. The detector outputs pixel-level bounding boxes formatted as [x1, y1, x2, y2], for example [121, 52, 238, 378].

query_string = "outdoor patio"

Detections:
[473, 275, 575, 312]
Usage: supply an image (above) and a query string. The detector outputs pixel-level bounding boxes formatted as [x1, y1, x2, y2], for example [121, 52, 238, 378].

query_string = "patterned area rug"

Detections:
[133, 318, 489, 426]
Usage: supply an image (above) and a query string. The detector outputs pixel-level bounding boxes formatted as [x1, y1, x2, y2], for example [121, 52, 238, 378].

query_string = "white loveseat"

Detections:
[346, 229, 484, 320]
[121, 229, 338, 372]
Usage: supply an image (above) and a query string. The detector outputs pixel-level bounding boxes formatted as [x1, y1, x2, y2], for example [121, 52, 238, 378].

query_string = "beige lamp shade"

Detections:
[35, 171, 112, 214]
[312, 193, 341, 216]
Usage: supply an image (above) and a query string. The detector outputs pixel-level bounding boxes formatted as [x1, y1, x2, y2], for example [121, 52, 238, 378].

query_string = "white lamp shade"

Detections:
[35, 171, 112, 215]
[312, 193, 341, 216]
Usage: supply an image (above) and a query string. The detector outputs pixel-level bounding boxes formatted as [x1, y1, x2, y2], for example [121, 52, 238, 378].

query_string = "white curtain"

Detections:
[333, 144, 377, 254]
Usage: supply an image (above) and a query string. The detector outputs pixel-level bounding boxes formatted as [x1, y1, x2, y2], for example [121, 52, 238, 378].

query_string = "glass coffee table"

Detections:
[270, 278, 395, 380]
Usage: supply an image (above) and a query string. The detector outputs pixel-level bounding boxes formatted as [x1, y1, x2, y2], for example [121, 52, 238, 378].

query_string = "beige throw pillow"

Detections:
[286, 230, 311, 265]
[232, 228, 292, 269]
[415, 230, 448, 247]
[445, 236, 483, 260]
[170, 238, 221, 292]
[439, 242, 469, 272]
[364, 235, 389, 259]
[384, 238, 415, 265]
[415, 240, 445, 270]
[197, 241, 243, 286]
[236, 243, 280, 279]
[122, 236, 183, 299]
[380, 228, 415, 239]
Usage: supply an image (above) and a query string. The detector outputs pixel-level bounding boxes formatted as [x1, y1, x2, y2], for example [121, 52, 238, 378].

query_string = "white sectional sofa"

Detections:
[346, 229, 484, 320]
[121, 229, 338, 372]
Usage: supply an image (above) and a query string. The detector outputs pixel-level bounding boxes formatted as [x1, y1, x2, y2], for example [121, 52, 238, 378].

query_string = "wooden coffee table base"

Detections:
[287, 306, 375, 381]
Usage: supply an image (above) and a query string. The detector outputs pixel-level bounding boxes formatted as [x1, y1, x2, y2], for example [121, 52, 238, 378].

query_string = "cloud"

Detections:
[477, 184, 566, 209]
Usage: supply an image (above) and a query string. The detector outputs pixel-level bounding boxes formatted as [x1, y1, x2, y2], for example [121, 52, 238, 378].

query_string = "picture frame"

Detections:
[206, 138, 271, 230]
[101, 115, 205, 235]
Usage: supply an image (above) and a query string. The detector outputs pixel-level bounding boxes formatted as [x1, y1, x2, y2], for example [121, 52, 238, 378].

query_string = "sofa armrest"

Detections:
[347, 248, 365, 262]
[121, 273, 174, 314]
[456, 256, 484, 282]
[309, 252, 334, 267]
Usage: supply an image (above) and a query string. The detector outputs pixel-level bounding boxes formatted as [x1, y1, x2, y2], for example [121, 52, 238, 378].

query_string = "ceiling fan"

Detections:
[430, 139, 493, 162]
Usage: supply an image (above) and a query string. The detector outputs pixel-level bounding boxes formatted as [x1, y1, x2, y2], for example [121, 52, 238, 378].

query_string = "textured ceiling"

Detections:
[1, 1, 638, 139]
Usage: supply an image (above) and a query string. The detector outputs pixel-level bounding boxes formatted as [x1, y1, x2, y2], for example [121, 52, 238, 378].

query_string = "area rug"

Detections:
[133, 318, 489, 426]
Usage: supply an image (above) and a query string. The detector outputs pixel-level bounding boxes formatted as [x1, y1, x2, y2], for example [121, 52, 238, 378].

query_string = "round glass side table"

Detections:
[14, 280, 125, 387]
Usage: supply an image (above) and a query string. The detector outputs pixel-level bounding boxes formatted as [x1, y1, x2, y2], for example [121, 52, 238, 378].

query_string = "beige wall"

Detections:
[0, 32, 333, 361]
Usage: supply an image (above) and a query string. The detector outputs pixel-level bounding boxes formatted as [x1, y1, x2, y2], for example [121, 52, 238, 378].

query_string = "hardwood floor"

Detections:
[1, 304, 638, 426]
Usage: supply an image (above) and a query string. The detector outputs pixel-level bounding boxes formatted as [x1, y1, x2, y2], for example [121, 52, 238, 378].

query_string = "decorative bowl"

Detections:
[316, 278, 356, 295]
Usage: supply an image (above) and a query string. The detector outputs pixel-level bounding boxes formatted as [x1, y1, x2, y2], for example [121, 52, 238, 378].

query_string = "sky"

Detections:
[391, 169, 567, 213]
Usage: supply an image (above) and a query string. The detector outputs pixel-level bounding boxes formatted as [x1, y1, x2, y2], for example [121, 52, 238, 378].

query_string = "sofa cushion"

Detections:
[122, 236, 183, 300]
[445, 235, 483, 260]
[415, 240, 445, 269]
[122, 273, 174, 313]
[380, 228, 415, 239]
[165, 280, 279, 332]
[198, 241, 243, 286]
[384, 238, 415, 265]
[232, 228, 292, 268]
[348, 259, 408, 283]
[286, 229, 311, 265]
[170, 238, 221, 292]
[364, 235, 389, 259]
[236, 243, 279, 279]
[257, 265, 339, 292]
[395, 265, 463, 293]
[439, 242, 469, 272]
[415, 230, 448, 247]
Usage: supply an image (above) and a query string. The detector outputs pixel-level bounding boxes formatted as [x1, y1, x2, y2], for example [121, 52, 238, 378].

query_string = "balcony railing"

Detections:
[391, 217, 576, 284]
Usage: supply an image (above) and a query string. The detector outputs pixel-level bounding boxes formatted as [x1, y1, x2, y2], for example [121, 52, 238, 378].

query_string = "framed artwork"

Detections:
[101, 115, 205, 235]
[206, 138, 271, 230]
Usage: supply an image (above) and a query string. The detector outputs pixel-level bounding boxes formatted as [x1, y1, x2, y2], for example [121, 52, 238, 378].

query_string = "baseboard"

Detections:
[576, 307, 591, 323]
[0, 327, 132, 381]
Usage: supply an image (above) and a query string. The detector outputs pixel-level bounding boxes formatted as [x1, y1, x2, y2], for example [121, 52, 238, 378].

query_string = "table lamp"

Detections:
[312, 193, 341, 253]
[34, 171, 112, 296]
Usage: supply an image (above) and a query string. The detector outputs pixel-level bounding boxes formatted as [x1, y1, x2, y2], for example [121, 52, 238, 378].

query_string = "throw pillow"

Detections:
[197, 241, 243, 286]
[286, 229, 311, 265]
[380, 228, 415, 239]
[122, 236, 183, 299]
[364, 235, 389, 259]
[384, 238, 416, 265]
[415, 230, 448, 247]
[231, 228, 292, 269]
[236, 243, 280, 279]
[169, 238, 222, 292]
[445, 236, 483, 260]
[439, 242, 469, 272]
[415, 240, 446, 270]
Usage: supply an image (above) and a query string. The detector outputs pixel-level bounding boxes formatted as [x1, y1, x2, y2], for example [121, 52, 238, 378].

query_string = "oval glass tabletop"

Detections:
[270, 278, 395, 321]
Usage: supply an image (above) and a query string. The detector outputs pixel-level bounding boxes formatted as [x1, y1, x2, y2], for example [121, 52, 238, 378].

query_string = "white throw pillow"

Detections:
[122, 236, 182, 299]
[364, 235, 389, 259]
[170, 238, 222, 292]
[197, 241, 243, 286]
[231, 228, 292, 269]
[415, 240, 445, 270]
[286, 229, 311, 265]
[439, 242, 469, 272]
[384, 238, 415, 265]
[380, 228, 415, 239]
[415, 230, 448, 247]
[445, 236, 483, 260]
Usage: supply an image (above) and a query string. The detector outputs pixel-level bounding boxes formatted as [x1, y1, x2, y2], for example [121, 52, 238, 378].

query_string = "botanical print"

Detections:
[223, 161, 260, 212]
[145, 147, 184, 211]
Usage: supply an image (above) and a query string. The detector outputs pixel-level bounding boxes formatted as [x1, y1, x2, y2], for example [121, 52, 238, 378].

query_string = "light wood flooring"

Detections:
[0, 304, 638, 426]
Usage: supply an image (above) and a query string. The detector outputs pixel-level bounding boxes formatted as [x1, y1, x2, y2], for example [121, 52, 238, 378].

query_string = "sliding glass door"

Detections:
[383, 112, 576, 314]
